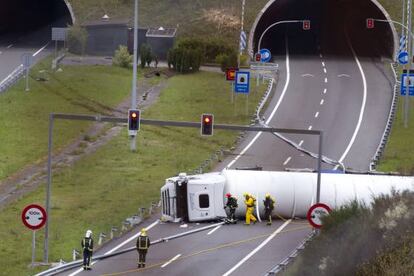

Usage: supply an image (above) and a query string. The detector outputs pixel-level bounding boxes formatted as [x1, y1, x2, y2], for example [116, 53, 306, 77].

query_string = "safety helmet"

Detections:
[141, 228, 147, 236]
[85, 230, 92, 238]
[243, 192, 248, 197]
[265, 193, 271, 198]
[225, 193, 231, 198]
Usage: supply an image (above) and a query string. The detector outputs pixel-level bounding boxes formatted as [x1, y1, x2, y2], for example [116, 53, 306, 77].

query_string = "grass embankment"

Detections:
[0, 71, 268, 275]
[284, 192, 414, 275]
[0, 58, 131, 181]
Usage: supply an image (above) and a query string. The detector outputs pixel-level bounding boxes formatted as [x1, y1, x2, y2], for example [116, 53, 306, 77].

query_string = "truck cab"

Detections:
[161, 172, 227, 222]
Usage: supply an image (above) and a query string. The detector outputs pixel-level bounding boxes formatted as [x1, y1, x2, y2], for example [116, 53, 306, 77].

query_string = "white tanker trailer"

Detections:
[160, 169, 414, 222]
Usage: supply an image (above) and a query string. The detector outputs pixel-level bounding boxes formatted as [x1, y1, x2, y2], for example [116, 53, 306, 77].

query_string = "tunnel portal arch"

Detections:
[248, 0, 398, 60]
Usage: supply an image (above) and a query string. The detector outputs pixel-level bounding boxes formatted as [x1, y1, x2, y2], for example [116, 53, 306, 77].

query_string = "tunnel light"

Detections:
[366, 18, 375, 29]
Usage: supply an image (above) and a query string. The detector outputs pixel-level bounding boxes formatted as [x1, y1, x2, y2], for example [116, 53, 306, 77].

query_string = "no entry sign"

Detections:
[307, 203, 331, 229]
[21, 204, 47, 230]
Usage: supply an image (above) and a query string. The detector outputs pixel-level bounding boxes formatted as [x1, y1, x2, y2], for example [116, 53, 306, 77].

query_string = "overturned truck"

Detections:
[161, 170, 414, 222]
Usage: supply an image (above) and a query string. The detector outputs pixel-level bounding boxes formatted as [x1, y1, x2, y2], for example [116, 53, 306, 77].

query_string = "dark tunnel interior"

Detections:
[254, 0, 395, 59]
[0, 0, 72, 44]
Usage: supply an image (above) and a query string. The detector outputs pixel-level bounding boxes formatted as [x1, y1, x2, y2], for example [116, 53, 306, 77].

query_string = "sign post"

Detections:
[226, 68, 238, 104]
[307, 203, 331, 229]
[22, 204, 47, 266]
[22, 53, 32, 92]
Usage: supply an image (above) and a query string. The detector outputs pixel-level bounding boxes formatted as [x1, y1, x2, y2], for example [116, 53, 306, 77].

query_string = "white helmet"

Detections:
[85, 230, 92, 238]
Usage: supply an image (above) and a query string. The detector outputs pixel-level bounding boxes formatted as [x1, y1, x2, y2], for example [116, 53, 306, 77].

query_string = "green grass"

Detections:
[0, 71, 268, 275]
[0, 58, 132, 181]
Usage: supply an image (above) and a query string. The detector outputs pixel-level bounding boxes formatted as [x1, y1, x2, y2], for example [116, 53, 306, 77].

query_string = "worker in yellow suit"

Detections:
[244, 193, 257, 225]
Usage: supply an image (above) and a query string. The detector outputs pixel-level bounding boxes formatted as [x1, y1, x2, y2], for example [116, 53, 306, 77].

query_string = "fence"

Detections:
[0, 65, 25, 93]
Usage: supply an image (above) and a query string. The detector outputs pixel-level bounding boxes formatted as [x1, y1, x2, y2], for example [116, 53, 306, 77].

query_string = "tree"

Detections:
[67, 25, 88, 55]
[113, 45, 132, 68]
[140, 43, 153, 68]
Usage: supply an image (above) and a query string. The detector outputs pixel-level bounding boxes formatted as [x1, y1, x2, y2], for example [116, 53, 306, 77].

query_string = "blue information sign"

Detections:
[398, 51, 409, 65]
[259, 49, 271, 63]
[235, 71, 250, 94]
[401, 73, 414, 96]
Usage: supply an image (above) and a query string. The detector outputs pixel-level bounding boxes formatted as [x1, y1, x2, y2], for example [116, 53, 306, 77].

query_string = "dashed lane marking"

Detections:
[321, 61, 325, 67]
[207, 225, 222, 235]
[323, 88, 327, 94]
[320, 99, 324, 105]
[308, 125, 313, 130]
[324, 77, 328, 83]
[315, 112, 319, 118]
[323, 68, 327, 74]
[7, 44, 13, 48]
[283, 157, 292, 166]
[298, 140, 304, 147]
[161, 254, 181, 268]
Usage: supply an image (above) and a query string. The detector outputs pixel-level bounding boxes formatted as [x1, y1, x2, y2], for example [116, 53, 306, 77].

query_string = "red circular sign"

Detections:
[21, 204, 47, 230]
[307, 203, 331, 229]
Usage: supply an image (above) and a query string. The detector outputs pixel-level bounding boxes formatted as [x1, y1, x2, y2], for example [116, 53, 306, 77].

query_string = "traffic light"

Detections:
[255, 53, 261, 62]
[128, 109, 140, 136]
[303, 20, 311, 30]
[366, 18, 374, 29]
[201, 114, 214, 136]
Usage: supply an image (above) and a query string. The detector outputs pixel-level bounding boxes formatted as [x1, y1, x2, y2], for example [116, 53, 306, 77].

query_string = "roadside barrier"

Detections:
[0, 64, 25, 93]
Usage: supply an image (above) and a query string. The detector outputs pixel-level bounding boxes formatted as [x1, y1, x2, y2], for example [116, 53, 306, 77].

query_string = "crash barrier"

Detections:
[35, 221, 225, 276]
[71, 201, 159, 260]
[369, 63, 399, 171]
[188, 76, 276, 176]
[0, 64, 25, 93]
[51, 53, 66, 70]
[264, 230, 317, 275]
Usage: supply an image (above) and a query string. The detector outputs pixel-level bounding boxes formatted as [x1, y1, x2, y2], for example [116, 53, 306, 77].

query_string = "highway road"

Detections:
[56, 21, 394, 276]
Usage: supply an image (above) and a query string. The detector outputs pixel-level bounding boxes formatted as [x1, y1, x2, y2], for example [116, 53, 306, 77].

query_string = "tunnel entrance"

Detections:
[250, 0, 396, 60]
[0, 0, 73, 44]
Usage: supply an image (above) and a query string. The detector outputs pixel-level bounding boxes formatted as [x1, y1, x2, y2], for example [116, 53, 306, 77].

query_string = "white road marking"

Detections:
[161, 254, 181, 268]
[315, 112, 319, 118]
[323, 68, 327, 74]
[298, 140, 304, 147]
[7, 44, 13, 49]
[283, 157, 292, 166]
[324, 77, 328, 83]
[301, 73, 314, 77]
[227, 39, 291, 169]
[320, 99, 324, 105]
[321, 61, 325, 67]
[323, 88, 327, 94]
[320, 54, 323, 58]
[32, 43, 49, 57]
[338, 74, 350, 78]
[222, 220, 292, 276]
[68, 220, 159, 276]
[308, 125, 313, 130]
[207, 225, 222, 235]
[334, 32, 367, 169]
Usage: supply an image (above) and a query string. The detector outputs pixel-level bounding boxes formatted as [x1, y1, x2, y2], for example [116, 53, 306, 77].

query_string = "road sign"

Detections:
[307, 203, 331, 229]
[235, 71, 250, 93]
[21, 204, 47, 230]
[240, 31, 247, 51]
[226, 68, 238, 81]
[398, 51, 409, 65]
[52, 28, 67, 41]
[259, 49, 271, 62]
[250, 62, 278, 71]
[401, 73, 414, 96]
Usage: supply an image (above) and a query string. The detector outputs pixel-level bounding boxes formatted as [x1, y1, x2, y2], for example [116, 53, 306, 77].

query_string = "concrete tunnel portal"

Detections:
[0, 0, 73, 41]
[250, 0, 397, 60]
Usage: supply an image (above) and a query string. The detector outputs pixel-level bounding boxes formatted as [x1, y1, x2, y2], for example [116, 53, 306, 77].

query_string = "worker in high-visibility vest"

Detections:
[136, 228, 151, 268]
[244, 193, 257, 225]
[81, 230, 94, 270]
[263, 193, 275, 225]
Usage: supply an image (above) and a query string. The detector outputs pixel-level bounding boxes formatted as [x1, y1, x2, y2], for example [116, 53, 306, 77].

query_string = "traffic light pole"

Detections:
[43, 113, 324, 263]
[130, 0, 139, 151]
[406, 0, 412, 128]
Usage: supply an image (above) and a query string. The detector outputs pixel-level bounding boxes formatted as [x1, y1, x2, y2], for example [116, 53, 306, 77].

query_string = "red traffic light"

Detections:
[366, 18, 374, 29]
[131, 112, 137, 118]
[128, 109, 141, 134]
[226, 68, 238, 81]
[303, 20, 311, 30]
[201, 114, 214, 136]
[255, 53, 261, 62]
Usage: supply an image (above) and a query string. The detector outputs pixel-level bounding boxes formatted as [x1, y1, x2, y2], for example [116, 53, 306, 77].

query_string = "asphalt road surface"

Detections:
[56, 27, 393, 276]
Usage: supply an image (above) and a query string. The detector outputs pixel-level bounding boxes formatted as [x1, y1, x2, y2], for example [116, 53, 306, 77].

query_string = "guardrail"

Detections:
[369, 63, 399, 171]
[0, 64, 25, 93]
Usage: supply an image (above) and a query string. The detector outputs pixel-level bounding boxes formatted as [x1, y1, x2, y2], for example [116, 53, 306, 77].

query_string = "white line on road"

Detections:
[323, 88, 327, 94]
[283, 157, 292, 166]
[161, 254, 182, 268]
[298, 140, 304, 147]
[324, 77, 328, 83]
[227, 39, 291, 169]
[334, 32, 367, 169]
[32, 43, 49, 57]
[68, 220, 159, 276]
[7, 44, 13, 49]
[222, 220, 292, 276]
[308, 125, 313, 130]
[315, 112, 319, 118]
[320, 54, 323, 58]
[207, 225, 222, 235]
[320, 99, 324, 105]
[323, 68, 327, 74]
[321, 61, 325, 67]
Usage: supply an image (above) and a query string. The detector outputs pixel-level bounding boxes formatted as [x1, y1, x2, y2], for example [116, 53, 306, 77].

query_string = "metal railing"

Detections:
[369, 63, 399, 171]
[0, 64, 25, 93]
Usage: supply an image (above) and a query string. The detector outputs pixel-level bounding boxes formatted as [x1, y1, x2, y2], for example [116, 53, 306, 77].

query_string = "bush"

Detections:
[140, 43, 153, 68]
[168, 47, 202, 73]
[113, 46, 132, 68]
[67, 25, 88, 55]
[215, 51, 238, 72]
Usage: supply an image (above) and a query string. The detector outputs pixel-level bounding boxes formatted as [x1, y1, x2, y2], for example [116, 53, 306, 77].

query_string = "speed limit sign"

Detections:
[307, 203, 331, 229]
